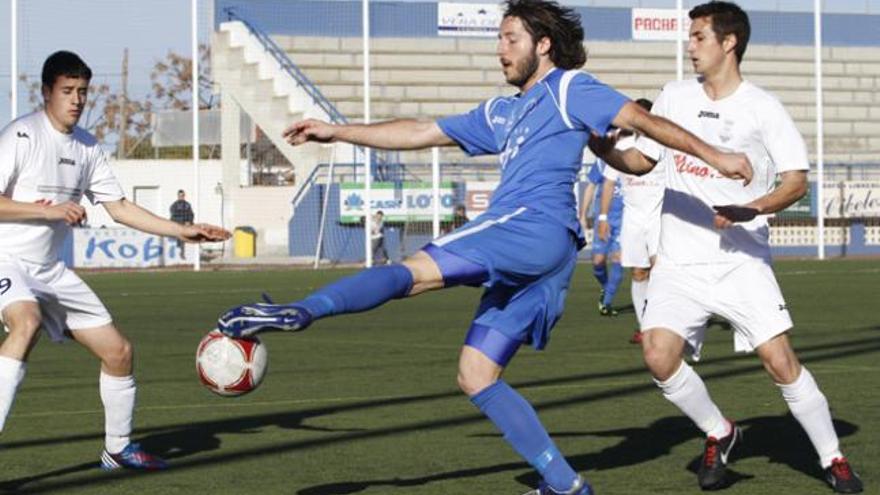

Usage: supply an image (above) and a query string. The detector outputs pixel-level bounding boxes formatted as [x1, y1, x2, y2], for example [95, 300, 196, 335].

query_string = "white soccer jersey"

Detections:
[602, 135, 665, 225]
[0, 111, 124, 266]
[635, 79, 809, 265]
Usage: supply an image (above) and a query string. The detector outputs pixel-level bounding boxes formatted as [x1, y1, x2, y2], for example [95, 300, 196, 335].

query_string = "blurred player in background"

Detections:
[577, 156, 623, 317]
[0, 51, 230, 471]
[589, 2, 863, 492]
[218, 1, 751, 493]
[597, 98, 663, 343]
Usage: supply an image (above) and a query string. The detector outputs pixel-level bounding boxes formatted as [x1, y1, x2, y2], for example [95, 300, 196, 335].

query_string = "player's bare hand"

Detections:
[598, 220, 610, 241]
[587, 130, 619, 158]
[282, 119, 335, 146]
[713, 152, 753, 185]
[713, 204, 759, 229]
[43, 201, 87, 226]
[180, 223, 232, 243]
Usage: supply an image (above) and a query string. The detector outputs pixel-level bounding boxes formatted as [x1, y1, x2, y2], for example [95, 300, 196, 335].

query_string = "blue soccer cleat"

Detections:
[100, 443, 168, 471]
[217, 294, 313, 338]
[523, 475, 594, 495]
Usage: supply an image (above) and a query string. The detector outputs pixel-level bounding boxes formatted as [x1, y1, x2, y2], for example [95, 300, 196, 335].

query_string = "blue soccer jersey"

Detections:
[438, 69, 629, 246]
[586, 160, 624, 226]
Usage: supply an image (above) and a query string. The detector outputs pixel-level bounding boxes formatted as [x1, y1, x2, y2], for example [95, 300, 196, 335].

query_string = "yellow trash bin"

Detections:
[233, 226, 257, 258]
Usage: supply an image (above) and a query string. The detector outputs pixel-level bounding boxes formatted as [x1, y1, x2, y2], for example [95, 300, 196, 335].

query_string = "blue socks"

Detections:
[295, 264, 414, 319]
[592, 263, 607, 287]
[471, 380, 578, 492]
[603, 262, 624, 306]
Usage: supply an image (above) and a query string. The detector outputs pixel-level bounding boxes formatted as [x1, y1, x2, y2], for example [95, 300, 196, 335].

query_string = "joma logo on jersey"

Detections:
[58, 157, 76, 166]
[698, 110, 720, 119]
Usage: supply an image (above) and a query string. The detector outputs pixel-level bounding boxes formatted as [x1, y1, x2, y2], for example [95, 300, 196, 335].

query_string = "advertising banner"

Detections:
[339, 182, 455, 223]
[73, 228, 190, 268]
[438, 2, 502, 37]
[632, 8, 690, 41]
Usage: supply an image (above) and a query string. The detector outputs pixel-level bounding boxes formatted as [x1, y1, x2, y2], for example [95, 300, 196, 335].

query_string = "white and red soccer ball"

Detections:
[196, 330, 268, 396]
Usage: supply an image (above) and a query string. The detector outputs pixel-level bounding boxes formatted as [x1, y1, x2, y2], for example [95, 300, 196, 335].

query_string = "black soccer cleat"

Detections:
[825, 458, 863, 493]
[697, 421, 742, 490]
[598, 303, 618, 317]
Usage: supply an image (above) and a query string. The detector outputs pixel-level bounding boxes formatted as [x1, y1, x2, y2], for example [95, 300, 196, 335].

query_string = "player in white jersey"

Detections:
[589, 3, 862, 493]
[597, 98, 663, 344]
[0, 51, 230, 470]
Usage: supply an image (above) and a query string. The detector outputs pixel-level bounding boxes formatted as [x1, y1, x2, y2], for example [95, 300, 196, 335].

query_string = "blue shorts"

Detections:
[428, 207, 577, 350]
[592, 220, 621, 256]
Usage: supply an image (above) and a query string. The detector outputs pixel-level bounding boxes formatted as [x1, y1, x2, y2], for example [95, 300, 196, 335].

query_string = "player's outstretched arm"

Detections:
[713, 170, 807, 229]
[282, 118, 455, 151]
[103, 199, 231, 242]
[613, 101, 754, 185]
[587, 131, 656, 176]
[0, 196, 87, 225]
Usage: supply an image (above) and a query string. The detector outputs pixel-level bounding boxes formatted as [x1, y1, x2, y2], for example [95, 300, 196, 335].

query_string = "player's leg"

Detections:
[641, 265, 739, 490]
[0, 301, 42, 432]
[599, 249, 623, 316]
[70, 323, 167, 471]
[755, 334, 862, 493]
[628, 266, 650, 343]
[461, 331, 586, 495]
[217, 249, 461, 337]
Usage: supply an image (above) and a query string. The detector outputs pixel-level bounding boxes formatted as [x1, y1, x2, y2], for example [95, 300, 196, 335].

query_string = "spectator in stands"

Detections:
[169, 189, 194, 259]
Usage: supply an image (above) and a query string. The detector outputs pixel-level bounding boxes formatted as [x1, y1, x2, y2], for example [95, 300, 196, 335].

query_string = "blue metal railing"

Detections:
[224, 6, 403, 170]
[225, 6, 347, 125]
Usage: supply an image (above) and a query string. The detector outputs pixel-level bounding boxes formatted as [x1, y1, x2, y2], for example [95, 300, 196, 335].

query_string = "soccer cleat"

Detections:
[697, 421, 742, 490]
[217, 300, 313, 338]
[598, 304, 618, 317]
[629, 330, 643, 344]
[825, 458, 863, 493]
[100, 443, 168, 471]
[523, 474, 593, 495]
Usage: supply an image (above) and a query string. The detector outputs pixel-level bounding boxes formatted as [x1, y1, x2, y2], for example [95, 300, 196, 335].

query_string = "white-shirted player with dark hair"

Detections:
[597, 98, 663, 344]
[0, 51, 229, 470]
[589, 2, 863, 493]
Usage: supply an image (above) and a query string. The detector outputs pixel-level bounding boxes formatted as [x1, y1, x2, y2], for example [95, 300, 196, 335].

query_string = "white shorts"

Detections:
[640, 259, 792, 358]
[0, 259, 112, 342]
[620, 211, 660, 269]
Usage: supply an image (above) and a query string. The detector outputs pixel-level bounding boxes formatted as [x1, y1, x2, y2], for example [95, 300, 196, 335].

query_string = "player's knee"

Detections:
[457, 368, 495, 396]
[761, 349, 800, 384]
[641, 334, 679, 379]
[103, 338, 133, 372]
[5, 310, 42, 342]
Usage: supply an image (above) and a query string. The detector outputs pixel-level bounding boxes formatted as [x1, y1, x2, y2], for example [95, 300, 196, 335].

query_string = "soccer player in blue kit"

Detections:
[578, 160, 624, 316]
[218, 1, 751, 493]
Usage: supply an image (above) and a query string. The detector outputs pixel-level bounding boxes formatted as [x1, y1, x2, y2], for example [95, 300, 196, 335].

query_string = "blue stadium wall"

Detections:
[216, 1, 880, 46]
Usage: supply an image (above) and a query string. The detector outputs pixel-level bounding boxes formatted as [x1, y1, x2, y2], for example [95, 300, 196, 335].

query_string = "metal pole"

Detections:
[11, 0, 17, 120]
[363, 0, 373, 268]
[192, 0, 202, 270]
[432, 147, 440, 238]
[676, 0, 684, 81]
[814, 0, 825, 259]
[314, 148, 336, 269]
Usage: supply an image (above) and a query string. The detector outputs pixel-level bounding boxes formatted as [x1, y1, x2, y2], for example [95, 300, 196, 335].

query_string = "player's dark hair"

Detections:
[503, 0, 587, 70]
[635, 98, 653, 112]
[689, 1, 750, 64]
[42, 51, 92, 88]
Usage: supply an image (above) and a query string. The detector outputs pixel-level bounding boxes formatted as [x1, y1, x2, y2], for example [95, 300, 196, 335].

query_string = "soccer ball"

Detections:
[196, 330, 268, 396]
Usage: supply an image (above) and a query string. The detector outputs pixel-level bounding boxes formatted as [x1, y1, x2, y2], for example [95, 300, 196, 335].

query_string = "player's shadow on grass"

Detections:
[296, 414, 858, 494]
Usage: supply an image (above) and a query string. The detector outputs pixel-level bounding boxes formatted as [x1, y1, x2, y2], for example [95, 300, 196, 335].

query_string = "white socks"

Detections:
[631, 279, 648, 326]
[655, 361, 728, 438]
[0, 356, 26, 432]
[778, 367, 842, 468]
[100, 372, 136, 454]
